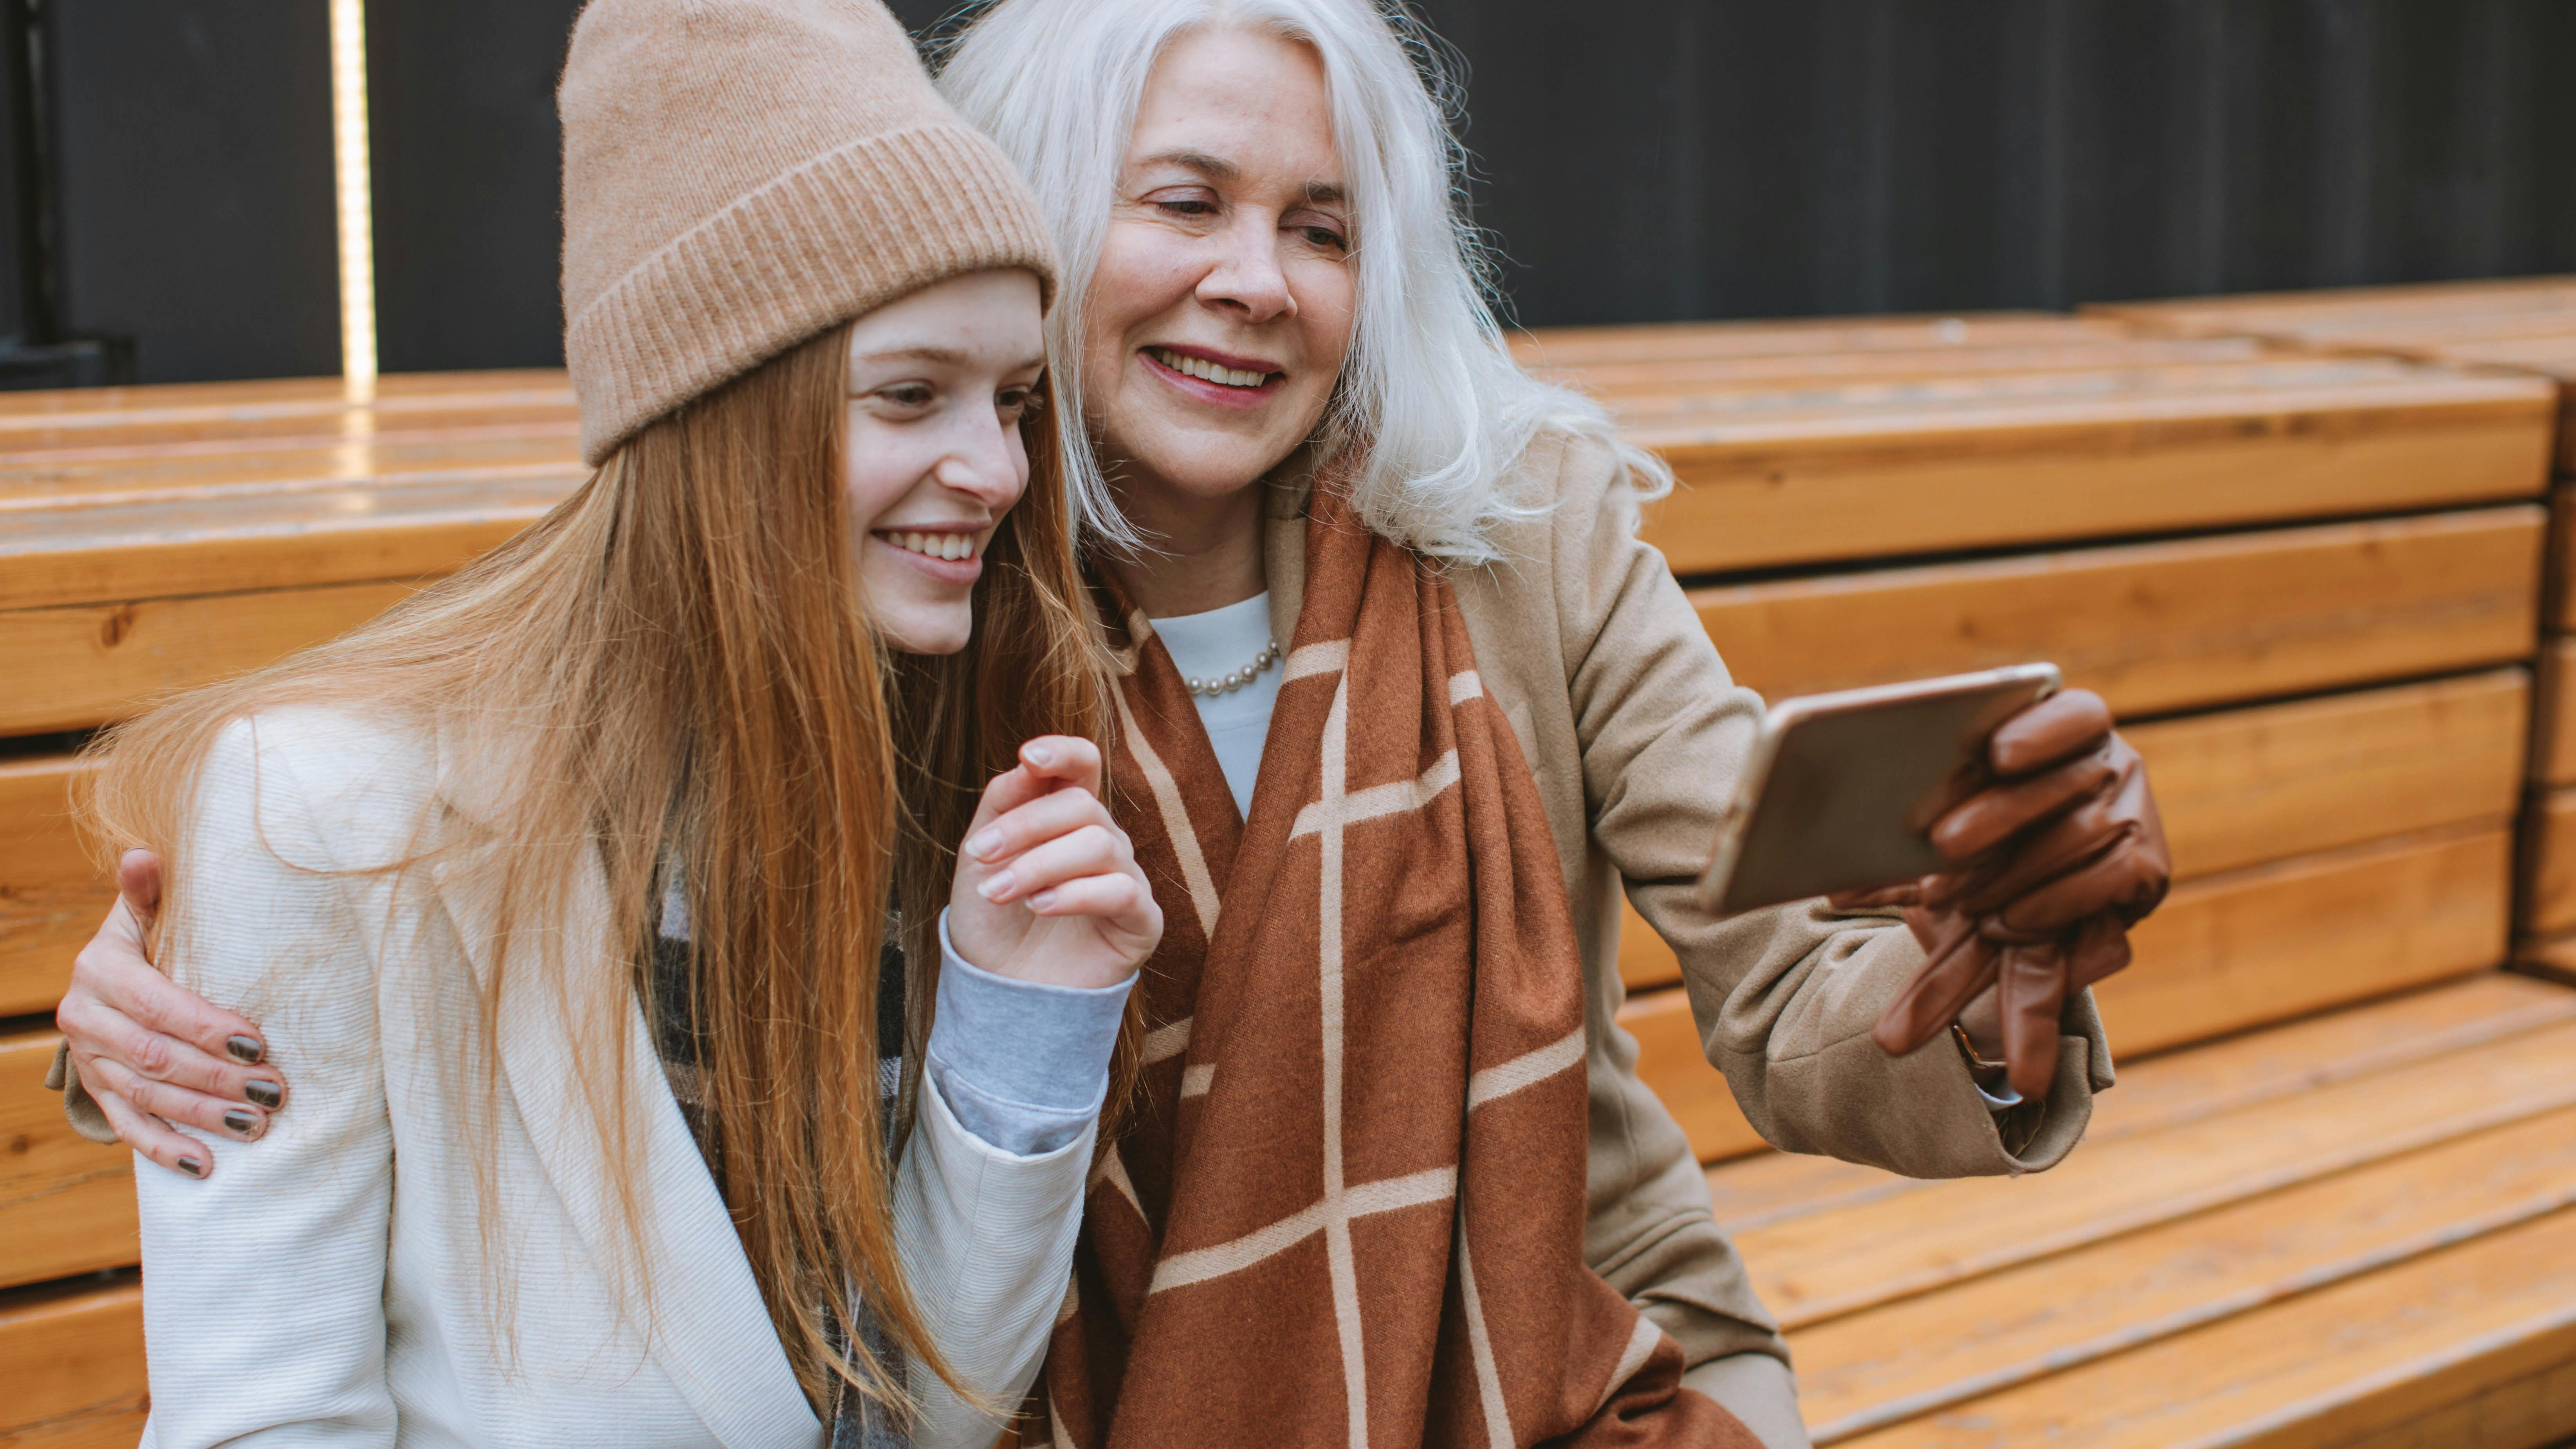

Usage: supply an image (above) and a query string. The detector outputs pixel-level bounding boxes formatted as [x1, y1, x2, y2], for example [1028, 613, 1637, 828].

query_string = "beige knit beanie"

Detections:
[559, 0, 1059, 463]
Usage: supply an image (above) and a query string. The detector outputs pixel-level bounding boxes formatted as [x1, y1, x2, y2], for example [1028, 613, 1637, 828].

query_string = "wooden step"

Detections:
[1732, 1011, 2576, 1332]
[0, 755, 105, 1019]
[2519, 788, 2576, 937]
[1626, 826, 2510, 1163]
[2536, 640, 2576, 787]
[2098, 823, 2509, 1056]
[0, 1029, 135, 1290]
[0, 1276, 145, 1448]
[1837, 1205, 2576, 1449]
[1510, 314, 2124, 368]
[1702, 973, 2576, 1236]
[0, 475, 570, 610]
[0, 372, 575, 454]
[0, 579, 421, 736]
[1610, 351, 2552, 576]
[1615, 672, 2531, 995]
[0, 430, 583, 513]
[0, 368, 571, 423]
[1692, 506, 2543, 718]
[1541, 336, 2271, 395]
[1796, 1105, 2576, 1442]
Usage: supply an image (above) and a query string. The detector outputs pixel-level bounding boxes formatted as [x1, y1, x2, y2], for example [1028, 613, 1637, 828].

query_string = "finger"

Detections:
[91, 1086, 217, 1180]
[1926, 792, 2131, 918]
[1997, 941, 2069, 1099]
[963, 785, 1116, 867]
[61, 991, 285, 1108]
[1872, 925, 2000, 1057]
[977, 825, 1124, 905]
[962, 736, 1107, 839]
[1993, 827, 2165, 935]
[2064, 913, 2134, 990]
[1827, 880, 1925, 913]
[1023, 870, 1151, 921]
[88, 1054, 267, 1143]
[1928, 745, 2117, 861]
[83, 918, 282, 1067]
[117, 848, 165, 926]
[1990, 690, 2114, 776]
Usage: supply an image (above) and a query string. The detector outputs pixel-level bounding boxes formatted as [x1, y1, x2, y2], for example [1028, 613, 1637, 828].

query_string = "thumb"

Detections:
[117, 848, 164, 926]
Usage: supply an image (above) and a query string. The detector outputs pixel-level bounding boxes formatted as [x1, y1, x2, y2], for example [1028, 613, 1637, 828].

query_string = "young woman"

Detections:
[53, 2, 1160, 1445]
[57, 1, 2167, 1444]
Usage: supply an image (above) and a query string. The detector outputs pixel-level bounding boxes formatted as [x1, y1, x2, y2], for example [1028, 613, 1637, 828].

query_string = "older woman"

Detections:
[54, 1, 2165, 1444]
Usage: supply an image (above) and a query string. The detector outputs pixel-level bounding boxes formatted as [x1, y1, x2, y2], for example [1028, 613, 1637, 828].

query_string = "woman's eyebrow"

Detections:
[851, 345, 1047, 372]
[1139, 148, 1346, 206]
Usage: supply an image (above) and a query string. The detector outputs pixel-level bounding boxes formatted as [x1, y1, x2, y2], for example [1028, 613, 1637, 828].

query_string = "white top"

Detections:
[136, 710, 1092, 1449]
[1151, 591, 1282, 819]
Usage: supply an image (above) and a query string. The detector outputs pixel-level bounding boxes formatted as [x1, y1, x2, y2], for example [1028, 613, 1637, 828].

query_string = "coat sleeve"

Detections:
[1550, 439, 2114, 1177]
[134, 717, 399, 1447]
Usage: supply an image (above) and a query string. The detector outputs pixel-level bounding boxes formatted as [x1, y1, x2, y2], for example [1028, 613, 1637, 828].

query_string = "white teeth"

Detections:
[1155, 348, 1267, 389]
[884, 531, 978, 561]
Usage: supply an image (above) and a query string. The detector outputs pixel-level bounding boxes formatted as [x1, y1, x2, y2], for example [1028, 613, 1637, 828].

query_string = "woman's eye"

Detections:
[877, 383, 935, 408]
[998, 387, 1042, 418]
[1156, 198, 1216, 217]
[1301, 225, 1348, 251]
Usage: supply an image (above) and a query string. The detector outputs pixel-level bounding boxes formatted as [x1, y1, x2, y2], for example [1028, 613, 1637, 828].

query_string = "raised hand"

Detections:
[54, 849, 290, 1178]
[949, 736, 1162, 989]
[1845, 689, 2172, 1099]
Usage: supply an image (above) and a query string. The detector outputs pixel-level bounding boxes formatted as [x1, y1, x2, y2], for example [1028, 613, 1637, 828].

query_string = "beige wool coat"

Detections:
[1259, 433, 2117, 1372]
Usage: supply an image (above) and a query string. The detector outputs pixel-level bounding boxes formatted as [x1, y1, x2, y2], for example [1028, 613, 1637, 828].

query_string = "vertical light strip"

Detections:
[328, 0, 377, 404]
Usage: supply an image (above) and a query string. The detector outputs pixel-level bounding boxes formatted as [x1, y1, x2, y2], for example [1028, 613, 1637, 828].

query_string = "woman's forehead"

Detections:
[1128, 25, 1340, 189]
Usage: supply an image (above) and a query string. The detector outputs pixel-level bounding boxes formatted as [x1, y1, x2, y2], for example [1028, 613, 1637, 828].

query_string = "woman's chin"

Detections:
[875, 606, 975, 657]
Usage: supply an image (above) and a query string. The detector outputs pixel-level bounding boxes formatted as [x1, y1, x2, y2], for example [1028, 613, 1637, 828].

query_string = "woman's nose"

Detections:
[1197, 215, 1297, 323]
[933, 414, 1027, 505]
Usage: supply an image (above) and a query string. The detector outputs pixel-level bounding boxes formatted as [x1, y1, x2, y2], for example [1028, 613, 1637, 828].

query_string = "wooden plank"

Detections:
[1732, 1014, 2576, 1331]
[2551, 484, 2576, 633]
[1615, 987, 1766, 1165]
[1510, 313, 2121, 368]
[1545, 336, 2270, 394]
[0, 430, 583, 512]
[1795, 1105, 2576, 1443]
[1837, 1206, 2576, 1449]
[0, 755, 105, 1019]
[2535, 639, 2576, 787]
[0, 477, 566, 610]
[0, 368, 570, 424]
[0, 579, 421, 736]
[1636, 379, 2551, 574]
[2518, 787, 2576, 937]
[2090, 275, 2576, 341]
[0, 1029, 136, 1289]
[1702, 973, 2576, 1236]
[2122, 669, 2527, 879]
[1692, 506, 2544, 718]
[2100, 825, 2510, 1056]
[0, 1277, 145, 1448]
[1615, 673, 2530, 994]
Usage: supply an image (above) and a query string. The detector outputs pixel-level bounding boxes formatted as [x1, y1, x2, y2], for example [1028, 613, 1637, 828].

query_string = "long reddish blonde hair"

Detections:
[81, 322, 1116, 1415]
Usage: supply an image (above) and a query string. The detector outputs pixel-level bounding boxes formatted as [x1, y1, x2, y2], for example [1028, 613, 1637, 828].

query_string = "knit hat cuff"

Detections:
[566, 122, 1059, 464]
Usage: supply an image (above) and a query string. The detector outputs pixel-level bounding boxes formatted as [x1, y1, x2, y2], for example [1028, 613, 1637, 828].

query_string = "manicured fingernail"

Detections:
[223, 1109, 257, 1138]
[977, 870, 1016, 902]
[1030, 888, 1058, 911]
[225, 1035, 265, 1064]
[965, 829, 1002, 861]
[1026, 743, 1056, 767]
[177, 1155, 206, 1178]
[244, 1079, 281, 1110]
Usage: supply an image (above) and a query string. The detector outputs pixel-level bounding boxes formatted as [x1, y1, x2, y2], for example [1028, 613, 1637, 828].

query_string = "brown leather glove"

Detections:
[1834, 689, 2172, 1099]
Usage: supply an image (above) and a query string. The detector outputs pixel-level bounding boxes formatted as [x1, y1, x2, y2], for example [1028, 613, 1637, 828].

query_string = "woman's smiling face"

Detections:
[843, 267, 1049, 656]
[1080, 24, 1357, 513]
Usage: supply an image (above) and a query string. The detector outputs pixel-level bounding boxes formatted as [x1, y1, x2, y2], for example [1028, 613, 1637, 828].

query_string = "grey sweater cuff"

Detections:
[925, 908, 1130, 1158]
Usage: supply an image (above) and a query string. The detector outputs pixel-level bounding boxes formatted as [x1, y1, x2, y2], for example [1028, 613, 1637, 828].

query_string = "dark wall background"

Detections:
[7, 0, 2572, 384]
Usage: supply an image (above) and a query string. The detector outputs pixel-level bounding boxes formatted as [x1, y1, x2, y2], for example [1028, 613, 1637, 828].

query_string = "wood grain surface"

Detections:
[0, 579, 421, 736]
[2518, 788, 2576, 938]
[0, 1029, 135, 1290]
[0, 755, 105, 1018]
[0, 1276, 145, 1448]
[1692, 506, 2544, 718]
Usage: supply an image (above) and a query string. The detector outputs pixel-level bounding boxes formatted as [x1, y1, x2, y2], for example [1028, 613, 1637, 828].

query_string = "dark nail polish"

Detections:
[177, 1155, 206, 1178]
[225, 1035, 265, 1065]
[244, 1079, 281, 1110]
[223, 1108, 257, 1137]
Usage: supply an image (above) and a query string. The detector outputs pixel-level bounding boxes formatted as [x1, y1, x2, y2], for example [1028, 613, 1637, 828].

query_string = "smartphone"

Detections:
[1696, 663, 2061, 918]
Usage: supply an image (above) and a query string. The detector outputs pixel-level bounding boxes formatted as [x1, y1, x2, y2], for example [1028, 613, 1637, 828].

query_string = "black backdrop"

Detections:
[14, 0, 2574, 385]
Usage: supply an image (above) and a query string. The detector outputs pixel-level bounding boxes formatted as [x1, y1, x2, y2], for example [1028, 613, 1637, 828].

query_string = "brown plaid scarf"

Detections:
[1031, 477, 1756, 1447]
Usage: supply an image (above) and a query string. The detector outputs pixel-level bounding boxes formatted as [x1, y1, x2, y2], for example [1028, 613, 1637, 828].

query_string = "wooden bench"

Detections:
[2093, 280, 2576, 1003]
[0, 373, 583, 1446]
[1522, 308, 2576, 1447]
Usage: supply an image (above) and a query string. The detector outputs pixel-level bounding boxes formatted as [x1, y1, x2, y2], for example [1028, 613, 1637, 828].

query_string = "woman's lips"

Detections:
[1140, 348, 1280, 411]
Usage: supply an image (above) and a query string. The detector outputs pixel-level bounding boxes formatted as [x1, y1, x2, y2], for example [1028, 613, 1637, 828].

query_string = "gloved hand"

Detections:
[1833, 689, 2171, 1099]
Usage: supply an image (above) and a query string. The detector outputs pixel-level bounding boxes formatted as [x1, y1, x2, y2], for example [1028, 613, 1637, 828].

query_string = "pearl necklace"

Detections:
[1183, 637, 1281, 697]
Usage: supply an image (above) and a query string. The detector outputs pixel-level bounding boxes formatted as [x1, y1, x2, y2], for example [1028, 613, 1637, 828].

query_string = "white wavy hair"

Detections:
[932, 0, 1670, 562]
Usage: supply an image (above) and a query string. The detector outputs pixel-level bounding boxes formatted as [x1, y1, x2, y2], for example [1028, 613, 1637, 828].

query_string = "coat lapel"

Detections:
[428, 732, 821, 1449]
